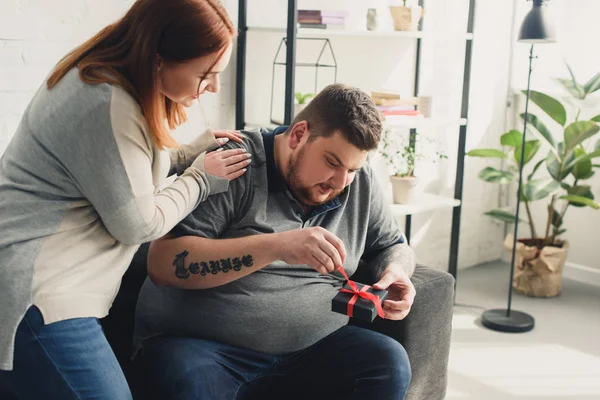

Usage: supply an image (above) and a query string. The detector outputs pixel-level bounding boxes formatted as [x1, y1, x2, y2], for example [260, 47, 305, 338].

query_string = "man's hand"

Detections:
[372, 267, 416, 320]
[277, 227, 347, 275]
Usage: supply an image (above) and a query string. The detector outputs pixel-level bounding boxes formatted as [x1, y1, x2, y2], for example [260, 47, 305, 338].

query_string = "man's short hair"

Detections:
[290, 83, 382, 151]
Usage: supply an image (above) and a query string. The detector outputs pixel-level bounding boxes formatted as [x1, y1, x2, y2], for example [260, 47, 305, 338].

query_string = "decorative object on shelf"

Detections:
[473, 0, 558, 333]
[366, 8, 378, 31]
[294, 92, 314, 116]
[468, 69, 600, 297]
[378, 129, 447, 204]
[270, 37, 337, 125]
[418, 95, 433, 118]
[298, 9, 347, 30]
[389, 0, 423, 32]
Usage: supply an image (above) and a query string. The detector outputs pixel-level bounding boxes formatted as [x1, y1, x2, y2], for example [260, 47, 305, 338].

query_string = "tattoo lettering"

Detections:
[220, 258, 232, 273]
[242, 255, 254, 267]
[209, 260, 221, 275]
[174, 251, 190, 279]
[173, 250, 255, 279]
[232, 257, 242, 271]
[188, 262, 200, 275]
[200, 262, 210, 276]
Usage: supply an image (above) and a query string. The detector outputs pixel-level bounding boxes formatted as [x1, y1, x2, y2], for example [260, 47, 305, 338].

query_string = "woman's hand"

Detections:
[213, 130, 244, 146]
[203, 148, 251, 181]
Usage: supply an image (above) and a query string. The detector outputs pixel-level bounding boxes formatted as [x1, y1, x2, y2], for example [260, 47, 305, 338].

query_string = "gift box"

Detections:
[331, 281, 388, 323]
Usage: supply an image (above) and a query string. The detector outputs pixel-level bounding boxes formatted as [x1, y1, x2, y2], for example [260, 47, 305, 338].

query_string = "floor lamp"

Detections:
[481, 0, 556, 333]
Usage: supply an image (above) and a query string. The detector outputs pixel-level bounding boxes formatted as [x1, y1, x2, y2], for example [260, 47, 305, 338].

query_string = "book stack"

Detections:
[298, 10, 347, 29]
[371, 91, 421, 118]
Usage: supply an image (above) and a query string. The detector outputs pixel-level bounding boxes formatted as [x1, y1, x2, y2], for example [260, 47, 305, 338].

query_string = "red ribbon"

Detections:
[338, 266, 385, 319]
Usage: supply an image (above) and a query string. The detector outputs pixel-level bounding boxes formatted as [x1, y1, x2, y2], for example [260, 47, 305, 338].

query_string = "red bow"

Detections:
[338, 266, 385, 319]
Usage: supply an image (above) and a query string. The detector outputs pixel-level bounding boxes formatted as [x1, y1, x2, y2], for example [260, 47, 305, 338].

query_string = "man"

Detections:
[134, 84, 417, 400]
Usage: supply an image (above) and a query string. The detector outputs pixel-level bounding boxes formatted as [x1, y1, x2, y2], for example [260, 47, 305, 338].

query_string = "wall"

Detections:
[509, 0, 600, 275]
[0, 0, 518, 271]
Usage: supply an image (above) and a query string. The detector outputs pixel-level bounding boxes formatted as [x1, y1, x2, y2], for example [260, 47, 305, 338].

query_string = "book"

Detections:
[298, 23, 345, 30]
[373, 97, 420, 106]
[370, 91, 401, 100]
[298, 10, 349, 18]
[298, 16, 345, 25]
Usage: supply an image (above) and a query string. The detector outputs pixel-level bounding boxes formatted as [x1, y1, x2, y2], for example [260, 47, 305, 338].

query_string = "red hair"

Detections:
[47, 0, 236, 149]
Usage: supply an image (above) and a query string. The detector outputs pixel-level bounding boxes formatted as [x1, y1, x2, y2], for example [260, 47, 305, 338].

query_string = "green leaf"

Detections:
[554, 228, 567, 236]
[523, 178, 560, 202]
[596, 140, 600, 151]
[566, 64, 586, 98]
[484, 209, 526, 224]
[525, 90, 567, 126]
[564, 121, 600, 151]
[479, 167, 514, 184]
[565, 149, 600, 170]
[583, 72, 600, 94]
[560, 195, 600, 209]
[500, 130, 523, 148]
[515, 140, 541, 165]
[528, 158, 545, 181]
[553, 78, 586, 99]
[546, 148, 572, 180]
[592, 115, 600, 123]
[567, 185, 595, 208]
[551, 207, 563, 228]
[572, 147, 594, 180]
[466, 149, 507, 158]
[520, 113, 557, 150]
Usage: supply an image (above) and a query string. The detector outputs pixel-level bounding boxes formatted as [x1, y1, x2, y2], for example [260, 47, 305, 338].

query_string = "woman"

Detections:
[0, 0, 244, 398]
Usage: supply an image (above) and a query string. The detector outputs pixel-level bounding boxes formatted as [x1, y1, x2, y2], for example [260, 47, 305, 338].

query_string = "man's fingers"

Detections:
[318, 241, 343, 271]
[322, 230, 347, 265]
[373, 271, 397, 290]
[311, 249, 335, 274]
[383, 299, 411, 312]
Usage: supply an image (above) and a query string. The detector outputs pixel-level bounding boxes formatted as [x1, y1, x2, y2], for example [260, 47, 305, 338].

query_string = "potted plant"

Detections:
[294, 92, 314, 116]
[467, 66, 600, 297]
[389, 0, 423, 31]
[378, 129, 446, 204]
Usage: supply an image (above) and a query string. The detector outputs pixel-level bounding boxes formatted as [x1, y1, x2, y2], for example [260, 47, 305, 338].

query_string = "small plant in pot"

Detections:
[378, 129, 446, 204]
[294, 92, 314, 116]
[467, 66, 600, 297]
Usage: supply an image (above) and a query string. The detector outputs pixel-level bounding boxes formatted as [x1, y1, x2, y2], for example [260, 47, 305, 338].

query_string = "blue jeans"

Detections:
[136, 325, 411, 400]
[0, 306, 132, 400]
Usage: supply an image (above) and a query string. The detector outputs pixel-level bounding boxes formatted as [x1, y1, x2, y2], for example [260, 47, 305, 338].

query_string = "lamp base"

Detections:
[481, 309, 535, 333]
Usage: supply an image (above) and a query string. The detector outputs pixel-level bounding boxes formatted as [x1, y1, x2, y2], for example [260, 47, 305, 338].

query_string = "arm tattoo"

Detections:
[370, 242, 416, 280]
[173, 250, 254, 279]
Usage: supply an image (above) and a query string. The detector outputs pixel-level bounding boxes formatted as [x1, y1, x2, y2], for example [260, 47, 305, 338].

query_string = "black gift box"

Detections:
[331, 281, 388, 322]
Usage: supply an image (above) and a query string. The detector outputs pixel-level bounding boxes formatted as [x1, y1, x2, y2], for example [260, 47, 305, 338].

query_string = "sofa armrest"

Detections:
[350, 264, 455, 400]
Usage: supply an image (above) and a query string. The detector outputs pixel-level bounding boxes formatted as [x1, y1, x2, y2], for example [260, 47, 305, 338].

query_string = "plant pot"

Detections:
[389, 6, 422, 31]
[294, 103, 306, 117]
[504, 235, 569, 298]
[390, 175, 419, 204]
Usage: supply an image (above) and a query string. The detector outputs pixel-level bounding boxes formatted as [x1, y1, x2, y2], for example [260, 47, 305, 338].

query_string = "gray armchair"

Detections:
[101, 244, 454, 400]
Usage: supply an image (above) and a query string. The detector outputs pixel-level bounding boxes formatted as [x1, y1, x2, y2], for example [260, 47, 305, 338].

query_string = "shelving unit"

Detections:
[235, 0, 476, 281]
[390, 194, 461, 217]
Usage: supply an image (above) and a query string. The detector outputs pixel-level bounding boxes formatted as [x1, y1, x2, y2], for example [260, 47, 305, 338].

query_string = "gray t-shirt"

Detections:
[134, 127, 404, 355]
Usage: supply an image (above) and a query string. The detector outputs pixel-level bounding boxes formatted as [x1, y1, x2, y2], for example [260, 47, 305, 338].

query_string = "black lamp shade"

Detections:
[518, 0, 556, 43]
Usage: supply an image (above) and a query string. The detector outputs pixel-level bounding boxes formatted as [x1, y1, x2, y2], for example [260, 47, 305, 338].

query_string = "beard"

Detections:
[286, 146, 343, 207]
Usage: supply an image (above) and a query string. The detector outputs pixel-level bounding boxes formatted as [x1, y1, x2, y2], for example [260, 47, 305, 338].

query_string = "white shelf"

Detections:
[248, 26, 424, 39]
[247, 26, 474, 40]
[383, 116, 467, 130]
[389, 193, 460, 216]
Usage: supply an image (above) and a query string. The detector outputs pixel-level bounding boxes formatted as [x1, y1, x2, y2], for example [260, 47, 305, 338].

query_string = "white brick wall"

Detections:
[0, 0, 512, 271]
